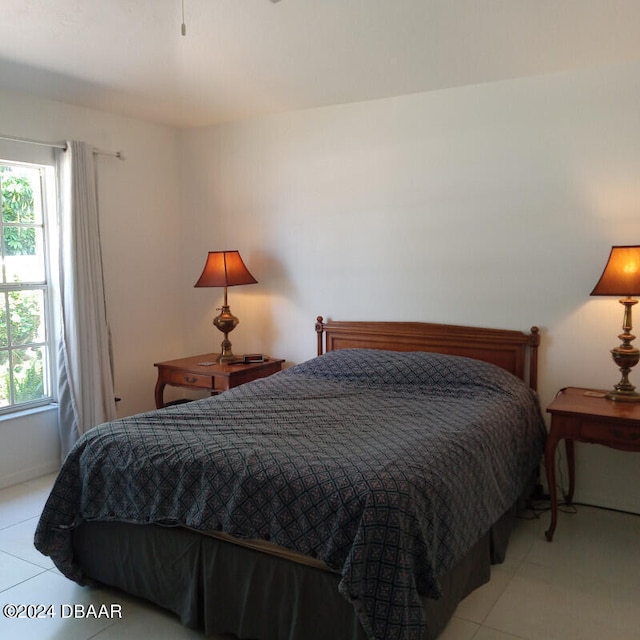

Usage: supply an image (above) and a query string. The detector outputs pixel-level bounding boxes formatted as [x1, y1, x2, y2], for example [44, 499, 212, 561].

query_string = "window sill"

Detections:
[0, 402, 58, 423]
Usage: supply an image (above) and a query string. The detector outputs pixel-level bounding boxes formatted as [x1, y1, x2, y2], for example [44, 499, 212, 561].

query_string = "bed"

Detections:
[35, 317, 545, 640]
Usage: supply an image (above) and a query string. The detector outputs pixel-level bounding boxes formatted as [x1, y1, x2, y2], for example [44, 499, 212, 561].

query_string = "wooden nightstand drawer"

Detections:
[163, 370, 213, 389]
[580, 419, 640, 448]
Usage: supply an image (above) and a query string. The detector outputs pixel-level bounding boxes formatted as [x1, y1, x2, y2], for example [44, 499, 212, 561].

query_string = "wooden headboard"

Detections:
[315, 317, 540, 391]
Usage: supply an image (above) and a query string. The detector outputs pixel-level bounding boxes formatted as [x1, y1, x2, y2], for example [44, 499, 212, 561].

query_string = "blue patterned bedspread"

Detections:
[35, 349, 545, 640]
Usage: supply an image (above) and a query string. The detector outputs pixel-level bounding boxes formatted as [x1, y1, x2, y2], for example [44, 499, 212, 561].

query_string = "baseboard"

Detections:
[0, 460, 60, 490]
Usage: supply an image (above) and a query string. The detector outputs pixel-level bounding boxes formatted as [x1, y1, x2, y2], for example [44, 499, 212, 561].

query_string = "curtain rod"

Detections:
[0, 133, 65, 151]
[93, 148, 124, 160]
[0, 133, 124, 160]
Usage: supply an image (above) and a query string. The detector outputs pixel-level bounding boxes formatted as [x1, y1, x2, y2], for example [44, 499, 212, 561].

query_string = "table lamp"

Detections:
[590, 245, 640, 402]
[194, 250, 257, 363]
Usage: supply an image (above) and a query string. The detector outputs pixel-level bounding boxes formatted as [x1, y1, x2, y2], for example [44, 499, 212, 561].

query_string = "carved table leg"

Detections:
[545, 428, 560, 542]
[564, 439, 575, 504]
[154, 379, 166, 409]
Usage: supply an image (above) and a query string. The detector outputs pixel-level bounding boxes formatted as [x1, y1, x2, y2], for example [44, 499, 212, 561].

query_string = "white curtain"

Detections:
[56, 141, 117, 457]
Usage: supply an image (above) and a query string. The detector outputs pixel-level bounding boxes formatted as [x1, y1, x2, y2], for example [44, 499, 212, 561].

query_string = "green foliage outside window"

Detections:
[0, 165, 48, 408]
[1, 169, 37, 256]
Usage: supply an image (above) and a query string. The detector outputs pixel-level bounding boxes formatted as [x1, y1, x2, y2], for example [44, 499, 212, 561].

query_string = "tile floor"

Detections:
[1, 473, 639, 639]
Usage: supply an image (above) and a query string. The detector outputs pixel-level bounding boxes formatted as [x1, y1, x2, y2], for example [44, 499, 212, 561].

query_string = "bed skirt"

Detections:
[70, 503, 517, 640]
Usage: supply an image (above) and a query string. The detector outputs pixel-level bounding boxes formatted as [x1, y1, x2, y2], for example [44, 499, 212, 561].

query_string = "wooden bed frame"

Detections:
[67, 317, 543, 640]
[316, 316, 540, 390]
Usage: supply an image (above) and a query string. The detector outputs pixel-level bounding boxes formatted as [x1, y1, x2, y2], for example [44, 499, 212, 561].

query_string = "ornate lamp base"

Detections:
[213, 305, 239, 364]
[607, 345, 640, 402]
[607, 390, 640, 402]
[606, 298, 640, 402]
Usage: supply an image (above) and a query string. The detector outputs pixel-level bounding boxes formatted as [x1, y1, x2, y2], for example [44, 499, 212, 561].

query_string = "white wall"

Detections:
[4, 58, 640, 511]
[179, 60, 640, 513]
[0, 89, 184, 486]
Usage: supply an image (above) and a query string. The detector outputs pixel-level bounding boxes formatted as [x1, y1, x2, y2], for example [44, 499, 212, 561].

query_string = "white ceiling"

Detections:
[2, 0, 640, 129]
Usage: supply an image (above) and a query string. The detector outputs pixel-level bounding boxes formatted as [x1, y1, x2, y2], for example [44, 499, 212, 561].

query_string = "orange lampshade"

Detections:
[194, 250, 257, 288]
[591, 246, 640, 297]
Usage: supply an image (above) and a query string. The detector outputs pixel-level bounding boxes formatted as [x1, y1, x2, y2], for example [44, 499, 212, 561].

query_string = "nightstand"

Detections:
[154, 354, 285, 409]
[544, 387, 640, 541]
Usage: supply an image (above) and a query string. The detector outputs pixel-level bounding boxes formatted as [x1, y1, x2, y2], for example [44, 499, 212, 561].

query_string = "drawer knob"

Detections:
[184, 376, 198, 383]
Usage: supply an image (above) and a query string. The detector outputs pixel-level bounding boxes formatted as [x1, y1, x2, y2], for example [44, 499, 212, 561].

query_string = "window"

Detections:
[0, 159, 55, 413]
